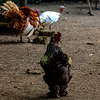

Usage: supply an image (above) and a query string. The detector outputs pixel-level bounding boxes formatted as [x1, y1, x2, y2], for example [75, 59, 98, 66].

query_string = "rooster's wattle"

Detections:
[40, 32, 72, 98]
[1, 1, 40, 42]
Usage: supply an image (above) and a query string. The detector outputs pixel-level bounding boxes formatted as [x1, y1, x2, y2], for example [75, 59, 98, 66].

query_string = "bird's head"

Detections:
[51, 32, 61, 44]
[34, 9, 39, 16]
[60, 6, 66, 14]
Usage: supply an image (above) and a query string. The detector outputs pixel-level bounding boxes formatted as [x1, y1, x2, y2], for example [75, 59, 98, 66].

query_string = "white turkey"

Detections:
[39, 6, 65, 30]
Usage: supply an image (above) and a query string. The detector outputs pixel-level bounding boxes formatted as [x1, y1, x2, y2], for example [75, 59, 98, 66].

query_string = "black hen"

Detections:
[40, 32, 72, 98]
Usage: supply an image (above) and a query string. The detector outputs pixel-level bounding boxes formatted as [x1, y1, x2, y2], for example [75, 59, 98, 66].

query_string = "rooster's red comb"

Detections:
[57, 32, 61, 37]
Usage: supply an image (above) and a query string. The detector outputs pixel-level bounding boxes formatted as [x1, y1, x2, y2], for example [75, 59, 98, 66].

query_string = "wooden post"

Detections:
[95, 0, 99, 9]
[87, 0, 94, 16]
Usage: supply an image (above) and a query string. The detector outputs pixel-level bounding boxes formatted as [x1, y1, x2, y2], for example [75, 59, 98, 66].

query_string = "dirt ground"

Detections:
[0, 1, 100, 100]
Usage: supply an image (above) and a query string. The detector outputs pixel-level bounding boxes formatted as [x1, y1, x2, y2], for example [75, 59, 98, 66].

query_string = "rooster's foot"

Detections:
[46, 92, 60, 98]
[17, 40, 23, 43]
[20, 41, 24, 43]
[60, 90, 68, 96]
[27, 40, 31, 43]
[27, 38, 32, 43]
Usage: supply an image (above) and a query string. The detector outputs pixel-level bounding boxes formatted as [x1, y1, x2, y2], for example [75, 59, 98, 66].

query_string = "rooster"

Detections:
[40, 32, 72, 98]
[39, 6, 65, 30]
[1, 1, 40, 42]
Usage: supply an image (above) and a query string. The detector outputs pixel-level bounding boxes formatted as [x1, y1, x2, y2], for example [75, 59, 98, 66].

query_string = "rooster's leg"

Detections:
[43, 26, 45, 30]
[47, 85, 60, 98]
[20, 35, 23, 43]
[49, 25, 51, 30]
[27, 37, 31, 43]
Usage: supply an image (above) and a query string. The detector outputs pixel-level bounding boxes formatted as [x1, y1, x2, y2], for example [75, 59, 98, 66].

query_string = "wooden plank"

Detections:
[38, 30, 55, 36]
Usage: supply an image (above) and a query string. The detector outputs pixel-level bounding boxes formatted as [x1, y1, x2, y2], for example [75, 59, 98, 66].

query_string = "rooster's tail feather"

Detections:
[1, 1, 19, 11]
